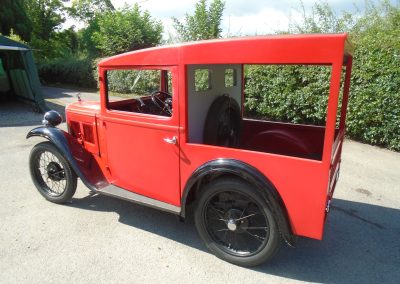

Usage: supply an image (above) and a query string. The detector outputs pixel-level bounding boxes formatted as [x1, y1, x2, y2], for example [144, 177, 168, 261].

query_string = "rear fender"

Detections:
[27, 126, 108, 191]
[181, 159, 296, 247]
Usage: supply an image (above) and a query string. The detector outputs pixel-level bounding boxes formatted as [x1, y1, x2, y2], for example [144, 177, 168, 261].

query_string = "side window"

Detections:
[194, 69, 211, 91]
[106, 69, 173, 117]
[244, 64, 331, 126]
[243, 64, 332, 160]
[225, 68, 237, 87]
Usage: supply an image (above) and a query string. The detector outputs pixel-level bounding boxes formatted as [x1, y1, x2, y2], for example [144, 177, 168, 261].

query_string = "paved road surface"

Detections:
[0, 88, 399, 283]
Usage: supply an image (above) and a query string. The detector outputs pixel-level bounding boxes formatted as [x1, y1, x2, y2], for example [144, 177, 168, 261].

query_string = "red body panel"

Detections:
[241, 119, 326, 159]
[100, 112, 180, 205]
[179, 143, 327, 238]
[65, 34, 353, 240]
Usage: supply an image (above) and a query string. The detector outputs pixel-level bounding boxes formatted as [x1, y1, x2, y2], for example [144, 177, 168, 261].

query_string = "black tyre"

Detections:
[203, 95, 241, 147]
[195, 177, 281, 267]
[29, 141, 77, 204]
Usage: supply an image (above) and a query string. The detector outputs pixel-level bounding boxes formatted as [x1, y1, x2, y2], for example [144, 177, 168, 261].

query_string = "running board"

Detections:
[97, 184, 181, 215]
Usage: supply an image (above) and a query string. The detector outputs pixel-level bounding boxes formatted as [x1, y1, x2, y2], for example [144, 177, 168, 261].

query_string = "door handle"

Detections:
[163, 136, 177, 144]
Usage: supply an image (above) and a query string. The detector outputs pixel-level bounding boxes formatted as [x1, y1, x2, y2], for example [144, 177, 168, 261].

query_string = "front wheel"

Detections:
[195, 177, 281, 267]
[29, 141, 77, 203]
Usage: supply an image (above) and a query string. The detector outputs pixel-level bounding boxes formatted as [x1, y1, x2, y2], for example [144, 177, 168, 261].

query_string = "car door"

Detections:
[102, 67, 180, 206]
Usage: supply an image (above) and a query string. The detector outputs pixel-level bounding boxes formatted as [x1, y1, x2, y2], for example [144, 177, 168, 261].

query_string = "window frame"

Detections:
[224, 68, 237, 88]
[104, 66, 175, 119]
[194, 68, 212, 92]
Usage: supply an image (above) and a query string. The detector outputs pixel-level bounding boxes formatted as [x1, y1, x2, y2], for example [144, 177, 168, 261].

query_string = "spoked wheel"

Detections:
[29, 142, 77, 203]
[195, 177, 280, 267]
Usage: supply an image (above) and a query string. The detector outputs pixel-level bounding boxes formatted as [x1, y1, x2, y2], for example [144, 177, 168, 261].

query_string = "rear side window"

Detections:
[244, 64, 331, 126]
[194, 69, 211, 91]
[242, 64, 332, 160]
[225, 68, 237, 87]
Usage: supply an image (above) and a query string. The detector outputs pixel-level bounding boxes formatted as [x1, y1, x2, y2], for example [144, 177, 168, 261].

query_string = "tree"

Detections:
[0, 0, 32, 41]
[288, 1, 355, 34]
[67, 0, 115, 57]
[91, 4, 163, 56]
[78, 19, 101, 57]
[68, 0, 114, 23]
[25, 0, 66, 41]
[56, 26, 79, 55]
[21, 0, 69, 60]
[172, 0, 225, 42]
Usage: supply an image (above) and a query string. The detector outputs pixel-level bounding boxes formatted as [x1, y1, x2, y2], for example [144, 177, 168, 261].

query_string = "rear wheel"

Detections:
[29, 142, 77, 203]
[195, 177, 281, 267]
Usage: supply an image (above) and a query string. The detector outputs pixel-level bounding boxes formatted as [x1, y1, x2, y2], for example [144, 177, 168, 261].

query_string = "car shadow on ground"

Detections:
[70, 192, 204, 250]
[259, 199, 400, 283]
[69, 193, 400, 283]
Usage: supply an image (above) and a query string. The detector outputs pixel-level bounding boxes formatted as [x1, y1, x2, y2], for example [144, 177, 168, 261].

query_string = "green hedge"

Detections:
[244, 65, 332, 126]
[38, 57, 97, 88]
[106, 69, 160, 94]
[244, 1, 399, 151]
[345, 43, 400, 150]
[243, 49, 399, 151]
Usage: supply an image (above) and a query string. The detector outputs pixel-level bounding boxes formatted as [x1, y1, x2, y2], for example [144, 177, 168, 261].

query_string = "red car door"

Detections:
[101, 68, 180, 206]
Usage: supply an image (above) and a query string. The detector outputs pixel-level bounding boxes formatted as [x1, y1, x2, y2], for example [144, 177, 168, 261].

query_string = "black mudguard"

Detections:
[27, 126, 108, 191]
[181, 159, 296, 247]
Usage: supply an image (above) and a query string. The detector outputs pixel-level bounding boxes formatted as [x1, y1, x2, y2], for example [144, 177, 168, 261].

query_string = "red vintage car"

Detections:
[27, 34, 353, 266]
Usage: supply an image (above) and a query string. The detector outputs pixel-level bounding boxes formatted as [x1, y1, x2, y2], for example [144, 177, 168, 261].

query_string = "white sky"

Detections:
[64, 0, 394, 39]
[108, 0, 378, 38]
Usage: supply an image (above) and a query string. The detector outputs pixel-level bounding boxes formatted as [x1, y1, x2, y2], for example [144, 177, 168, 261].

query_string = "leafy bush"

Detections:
[244, 65, 331, 126]
[38, 57, 97, 88]
[106, 69, 160, 94]
[172, 0, 225, 42]
[91, 4, 163, 56]
[345, 2, 400, 150]
[346, 47, 400, 150]
[244, 1, 399, 151]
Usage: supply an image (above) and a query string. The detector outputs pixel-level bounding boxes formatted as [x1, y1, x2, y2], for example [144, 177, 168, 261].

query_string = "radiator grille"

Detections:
[82, 123, 95, 143]
[69, 121, 80, 138]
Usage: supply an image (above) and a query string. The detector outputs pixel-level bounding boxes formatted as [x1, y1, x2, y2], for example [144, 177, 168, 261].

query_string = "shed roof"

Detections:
[0, 35, 30, 51]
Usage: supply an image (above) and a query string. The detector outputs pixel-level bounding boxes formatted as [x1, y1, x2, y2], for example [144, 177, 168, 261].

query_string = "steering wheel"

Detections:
[150, 90, 172, 116]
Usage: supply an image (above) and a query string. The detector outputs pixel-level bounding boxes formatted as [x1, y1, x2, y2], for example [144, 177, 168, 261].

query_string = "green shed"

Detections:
[0, 35, 47, 112]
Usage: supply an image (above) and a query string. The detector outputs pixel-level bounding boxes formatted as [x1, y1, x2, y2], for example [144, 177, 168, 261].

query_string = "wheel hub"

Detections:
[227, 219, 237, 231]
[224, 209, 248, 233]
[46, 162, 63, 181]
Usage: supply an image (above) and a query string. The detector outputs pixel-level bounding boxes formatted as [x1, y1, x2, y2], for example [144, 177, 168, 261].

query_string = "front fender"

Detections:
[27, 126, 107, 191]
